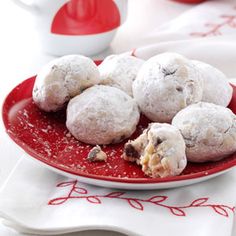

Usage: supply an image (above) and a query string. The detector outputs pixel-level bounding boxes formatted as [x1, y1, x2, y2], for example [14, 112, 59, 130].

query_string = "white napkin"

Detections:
[0, 156, 235, 236]
[118, 0, 236, 78]
[1, 0, 236, 235]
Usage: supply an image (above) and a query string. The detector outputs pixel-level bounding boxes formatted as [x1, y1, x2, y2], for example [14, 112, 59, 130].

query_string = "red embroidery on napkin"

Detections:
[48, 180, 235, 217]
[190, 6, 236, 37]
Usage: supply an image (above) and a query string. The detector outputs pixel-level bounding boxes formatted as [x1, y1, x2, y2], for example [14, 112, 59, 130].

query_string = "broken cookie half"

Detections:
[123, 123, 187, 178]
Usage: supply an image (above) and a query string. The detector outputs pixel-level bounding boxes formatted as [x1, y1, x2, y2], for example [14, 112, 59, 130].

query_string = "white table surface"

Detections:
[0, 1, 197, 235]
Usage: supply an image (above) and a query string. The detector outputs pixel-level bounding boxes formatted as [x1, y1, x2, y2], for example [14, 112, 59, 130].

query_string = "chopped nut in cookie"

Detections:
[123, 130, 148, 163]
[123, 123, 187, 178]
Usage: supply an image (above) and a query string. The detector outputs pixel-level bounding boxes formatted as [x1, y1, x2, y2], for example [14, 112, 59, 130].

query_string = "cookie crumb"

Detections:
[87, 145, 107, 162]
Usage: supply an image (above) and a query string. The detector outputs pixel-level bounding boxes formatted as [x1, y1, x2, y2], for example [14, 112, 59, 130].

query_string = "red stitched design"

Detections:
[48, 180, 235, 217]
[191, 7, 236, 37]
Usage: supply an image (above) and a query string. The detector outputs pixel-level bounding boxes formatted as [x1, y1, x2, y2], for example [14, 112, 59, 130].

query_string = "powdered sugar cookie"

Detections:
[66, 85, 140, 145]
[99, 54, 144, 96]
[123, 123, 187, 178]
[33, 55, 100, 112]
[172, 102, 236, 163]
[192, 60, 232, 107]
[133, 52, 203, 123]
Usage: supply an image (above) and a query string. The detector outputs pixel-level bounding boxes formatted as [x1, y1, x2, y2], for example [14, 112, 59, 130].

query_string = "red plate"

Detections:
[2, 76, 236, 189]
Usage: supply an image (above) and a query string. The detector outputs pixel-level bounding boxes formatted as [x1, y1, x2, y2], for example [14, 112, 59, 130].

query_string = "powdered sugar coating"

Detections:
[172, 102, 236, 163]
[99, 54, 144, 96]
[123, 123, 187, 178]
[192, 60, 233, 107]
[142, 123, 187, 177]
[66, 85, 140, 145]
[133, 52, 203, 123]
[33, 55, 100, 112]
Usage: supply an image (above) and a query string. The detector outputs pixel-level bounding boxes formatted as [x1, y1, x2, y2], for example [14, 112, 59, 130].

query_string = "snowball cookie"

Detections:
[133, 52, 203, 123]
[98, 54, 144, 96]
[123, 123, 187, 178]
[66, 85, 140, 145]
[33, 55, 100, 112]
[192, 60, 233, 107]
[172, 102, 236, 163]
